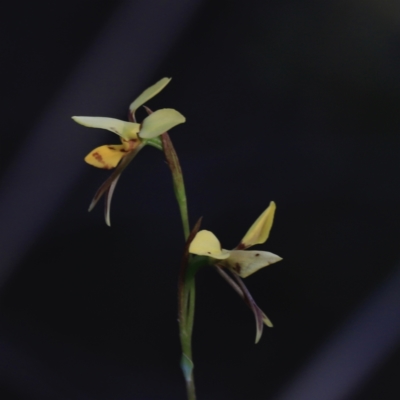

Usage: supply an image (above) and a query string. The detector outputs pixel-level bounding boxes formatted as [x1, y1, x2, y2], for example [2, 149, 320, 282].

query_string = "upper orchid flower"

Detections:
[72, 77, 185, 169]
[189, 201, 282, 342]
[72, 78, 185, 225]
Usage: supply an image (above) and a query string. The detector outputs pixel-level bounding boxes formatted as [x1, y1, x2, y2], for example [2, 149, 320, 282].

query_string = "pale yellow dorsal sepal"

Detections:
[139, 108, 186, 139]
[72, 117, 140, 140]
[189, 230, 231, 260]
[221, 250, 282, 278]
[239, 201, 276, 249]
[129, 77, 172, 114]
[84, 144, 127, 169]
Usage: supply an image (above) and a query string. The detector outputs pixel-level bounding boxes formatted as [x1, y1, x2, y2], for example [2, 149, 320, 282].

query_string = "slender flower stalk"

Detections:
[161, 132, 199, 399]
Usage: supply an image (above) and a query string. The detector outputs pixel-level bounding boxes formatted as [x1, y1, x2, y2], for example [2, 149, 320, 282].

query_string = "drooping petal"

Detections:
[84, 144, 128, 169]
[221, 249, 282, 278]
[262, 311, 273, 328]
[238, 201, 276, 249]
[232, 273, 266, 343]
[215, 267, 274, 330]
[104, 174, 121, 227]
[88, 143, 145, 213]
[139, 109, 186, 139]
[189, 230, 230, 260]
[72, 116, 140, 140]
[129, 77, 171, 114]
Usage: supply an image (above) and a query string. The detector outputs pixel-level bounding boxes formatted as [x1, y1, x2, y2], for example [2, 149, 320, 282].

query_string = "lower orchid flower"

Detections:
[72, 77, 185, 226]
[188, 201, 282, 343]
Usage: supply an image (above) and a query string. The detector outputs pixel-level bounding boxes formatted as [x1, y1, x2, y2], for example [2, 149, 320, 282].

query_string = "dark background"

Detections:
[1, 0, 400, 399]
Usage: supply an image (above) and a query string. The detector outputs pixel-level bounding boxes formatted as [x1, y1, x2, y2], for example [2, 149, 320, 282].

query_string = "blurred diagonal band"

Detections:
[274, 264, 400, 400]
[0, 0, 204, 287]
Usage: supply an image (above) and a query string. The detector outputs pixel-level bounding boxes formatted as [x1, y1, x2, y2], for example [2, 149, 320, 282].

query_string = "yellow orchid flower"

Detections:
[72, 77, 186, 226]
[188, 201, 282, 342]
[72, 77, 185, 170]
[189, 201, 281, 277]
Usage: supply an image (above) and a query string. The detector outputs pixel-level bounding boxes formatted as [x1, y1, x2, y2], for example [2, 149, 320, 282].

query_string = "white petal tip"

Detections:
[265, 320, 274, 328]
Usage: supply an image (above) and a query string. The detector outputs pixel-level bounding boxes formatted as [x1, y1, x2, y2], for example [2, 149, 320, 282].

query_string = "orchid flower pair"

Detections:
[72, 78, 185, 226]
[73, 77, 283, 400]
[189, 201, 282, 342]
[73, 77, 282, 343]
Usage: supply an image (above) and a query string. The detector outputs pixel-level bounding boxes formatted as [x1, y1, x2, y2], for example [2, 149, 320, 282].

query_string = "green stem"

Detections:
[180, 277, 196, 399]
[161, 132, 195, 399]
[179, 255, 208, 400]
[187, 277, 196, 337]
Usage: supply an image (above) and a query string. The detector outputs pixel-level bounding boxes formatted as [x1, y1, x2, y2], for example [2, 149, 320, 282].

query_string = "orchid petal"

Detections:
[262, 311, 273, 328]
[104, 174, 121, 227]
[189, 230, 230, 260]
[139, 109, 186, 139]
[129, 77, 171, 114]
[84, 145, 128, 169]
[216, 267, 274, 330]
[221, 250, 282, 278]
[215, 266, 274, 336]
[232, 274, 265, 343]
[88, 143, 145, 212]
[238, 201, 276, 249]
[72, 116, 140, 140]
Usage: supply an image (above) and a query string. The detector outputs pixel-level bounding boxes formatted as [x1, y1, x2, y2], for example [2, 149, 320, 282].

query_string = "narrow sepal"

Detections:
[129, 77, 171, 114]
[215, 267, 273, 341]
[232, 274, 264, 343]
[104, 174, 121, 226]
[238, 201, 276, 249]
[72, 116, 140, 140]
[262, 311, 273, 328]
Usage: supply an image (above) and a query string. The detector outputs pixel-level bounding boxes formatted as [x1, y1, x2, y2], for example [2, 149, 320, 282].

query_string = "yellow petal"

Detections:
[239, 201, 276, 249]
[221, 250, 282, 278]
[84, 144, 128, 169]
[72, 117, 140, 140]
[129, 77, 171, 114]
[189, 230, 230, 260]
[139, 109, 186, 139]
